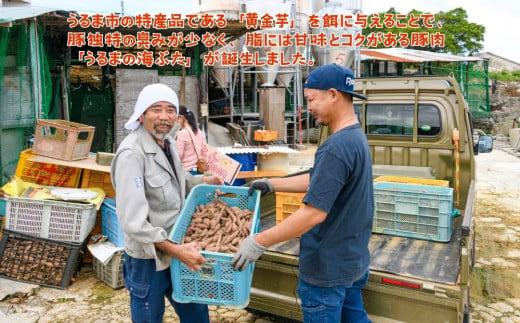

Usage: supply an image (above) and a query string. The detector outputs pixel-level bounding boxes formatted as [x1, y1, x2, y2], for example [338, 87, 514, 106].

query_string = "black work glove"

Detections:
[243, 178, 274, 196]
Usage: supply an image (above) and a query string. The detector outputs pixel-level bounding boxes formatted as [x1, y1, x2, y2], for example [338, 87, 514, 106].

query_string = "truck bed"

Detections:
[260, 211, 464, 285]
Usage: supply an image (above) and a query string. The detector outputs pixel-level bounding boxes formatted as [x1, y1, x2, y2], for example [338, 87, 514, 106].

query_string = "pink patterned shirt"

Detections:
[175, 127, 206, 171]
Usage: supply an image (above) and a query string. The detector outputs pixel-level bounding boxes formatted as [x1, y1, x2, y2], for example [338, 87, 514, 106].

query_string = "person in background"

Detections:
[111, 83, 224, 323]
[175, 105, 207, 174]
[232, 64, 374, 323]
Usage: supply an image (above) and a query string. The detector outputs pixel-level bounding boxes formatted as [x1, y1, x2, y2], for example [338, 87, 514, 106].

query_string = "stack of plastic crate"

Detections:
[0, 196, 96, 288]
[0, 121, 97, 288]
[372, 181, 454, 242]
[92, 198, 125, 289]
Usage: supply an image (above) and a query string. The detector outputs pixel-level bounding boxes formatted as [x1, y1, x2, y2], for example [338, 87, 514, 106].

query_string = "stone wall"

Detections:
[475, 107, 520, 137]
[476, 81, 520, 137]
[494, 108, 520, 136]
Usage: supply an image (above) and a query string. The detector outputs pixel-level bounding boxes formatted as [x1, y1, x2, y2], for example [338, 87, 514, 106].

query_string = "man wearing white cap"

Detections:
[111, 83, 224, 323]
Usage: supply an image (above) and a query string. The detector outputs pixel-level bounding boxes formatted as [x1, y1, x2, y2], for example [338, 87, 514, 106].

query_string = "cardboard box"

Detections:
[200, 144, 241, 184]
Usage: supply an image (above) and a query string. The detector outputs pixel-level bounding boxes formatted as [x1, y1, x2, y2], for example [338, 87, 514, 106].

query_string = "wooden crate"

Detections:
[32, 119, 95, 161]
[81, 169, 115, 198]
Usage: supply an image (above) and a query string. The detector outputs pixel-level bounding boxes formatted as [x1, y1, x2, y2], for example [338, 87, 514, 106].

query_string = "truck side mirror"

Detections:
[477, 135, 493, 154]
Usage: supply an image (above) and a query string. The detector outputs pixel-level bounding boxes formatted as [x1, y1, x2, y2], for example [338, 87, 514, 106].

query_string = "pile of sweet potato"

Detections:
[0, 235, 69, 286]
[182, 197, 253, 253]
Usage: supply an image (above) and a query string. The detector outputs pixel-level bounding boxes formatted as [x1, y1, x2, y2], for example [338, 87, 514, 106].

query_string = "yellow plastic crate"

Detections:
[275, 192, 306, 224]
[15, 149, 82, 187]
[373, 175, 449, 188]
[80, 169, 116, 198]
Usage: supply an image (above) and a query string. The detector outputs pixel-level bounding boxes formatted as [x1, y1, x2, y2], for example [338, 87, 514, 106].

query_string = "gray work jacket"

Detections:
[111, 125, 202, 270]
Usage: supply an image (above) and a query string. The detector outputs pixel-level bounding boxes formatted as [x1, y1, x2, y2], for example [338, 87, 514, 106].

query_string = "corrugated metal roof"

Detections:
[0, 6, 59, 24]
[217, 146, 299, 155]
[360, 48, 484, 63]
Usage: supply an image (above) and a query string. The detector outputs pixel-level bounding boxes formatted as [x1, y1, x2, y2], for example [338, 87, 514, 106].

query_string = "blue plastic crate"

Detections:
[169, 184, 260, 308]
[101, 198, 124, 247]
[373, 182, 454, 242]
[0, 198, 5, 216]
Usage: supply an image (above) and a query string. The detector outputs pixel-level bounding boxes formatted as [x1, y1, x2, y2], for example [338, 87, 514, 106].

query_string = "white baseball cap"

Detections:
[124, 83, 180, 130]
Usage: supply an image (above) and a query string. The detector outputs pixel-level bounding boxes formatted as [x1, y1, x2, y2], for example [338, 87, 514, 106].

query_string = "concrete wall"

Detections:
[474, 52, 520, 72]
[159, 75, 200, 119]
[114, 70, 201, 150]
[114, 69, 158, 150]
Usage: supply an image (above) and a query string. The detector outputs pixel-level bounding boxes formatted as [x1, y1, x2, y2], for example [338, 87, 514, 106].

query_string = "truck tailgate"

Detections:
[260, 212, 464, 285]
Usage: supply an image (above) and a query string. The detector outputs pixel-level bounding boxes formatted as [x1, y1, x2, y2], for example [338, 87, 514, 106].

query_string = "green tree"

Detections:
[363, 7, 485, 55]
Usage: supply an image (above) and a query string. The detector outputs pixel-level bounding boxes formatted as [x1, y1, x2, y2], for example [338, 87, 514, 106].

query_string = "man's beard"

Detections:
[152, 121, 173, 140]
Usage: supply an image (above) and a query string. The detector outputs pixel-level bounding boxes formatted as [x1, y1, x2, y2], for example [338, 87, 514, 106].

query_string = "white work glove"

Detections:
[231, 235, 267, 271]
[244, 178, 274, 196]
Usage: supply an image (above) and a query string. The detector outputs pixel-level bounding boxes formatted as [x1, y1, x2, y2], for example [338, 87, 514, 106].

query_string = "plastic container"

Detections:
[93, 250, 125, 289]
[32, 119, 95, 161]
[15, 149, 82, 187]
[169, 184, 260, 308]
[0, 229, 85, 289]
[101, 198, 124, 247]
[372, 165, 436, 179]
[275, 192, 306, 224]
[373, 182, 454, 242]
[4, 196, 97, 243]
[227, 153, 257, 186]
[374, 176, 449, 188]
[0, 198, 5, 216]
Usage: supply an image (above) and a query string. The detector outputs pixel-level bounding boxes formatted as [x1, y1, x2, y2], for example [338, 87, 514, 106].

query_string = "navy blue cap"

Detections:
[304, 64, 367, 100]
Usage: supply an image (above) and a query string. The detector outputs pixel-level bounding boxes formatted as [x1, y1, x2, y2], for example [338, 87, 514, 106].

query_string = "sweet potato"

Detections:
[182, 196, 254, 254]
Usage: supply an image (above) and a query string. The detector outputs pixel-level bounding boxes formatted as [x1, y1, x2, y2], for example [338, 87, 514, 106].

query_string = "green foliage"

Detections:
[362, 7, 485, 55]
[489, 69, 520, 82]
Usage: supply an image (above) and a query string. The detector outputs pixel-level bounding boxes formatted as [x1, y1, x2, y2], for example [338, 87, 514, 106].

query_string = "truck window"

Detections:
[355, 104, 441, 137]
[418, 105, 441, 136]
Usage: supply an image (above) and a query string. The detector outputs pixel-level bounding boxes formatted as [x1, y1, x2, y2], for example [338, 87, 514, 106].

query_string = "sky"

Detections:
[26, 0, 520, 63]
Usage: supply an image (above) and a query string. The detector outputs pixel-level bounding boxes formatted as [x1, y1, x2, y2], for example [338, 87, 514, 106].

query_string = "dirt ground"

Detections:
[1, 144, 519, 322]
[470, 145, 520, 311]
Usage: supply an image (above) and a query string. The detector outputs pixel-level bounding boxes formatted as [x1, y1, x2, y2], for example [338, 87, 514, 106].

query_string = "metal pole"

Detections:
[29, 19, 41, 120]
